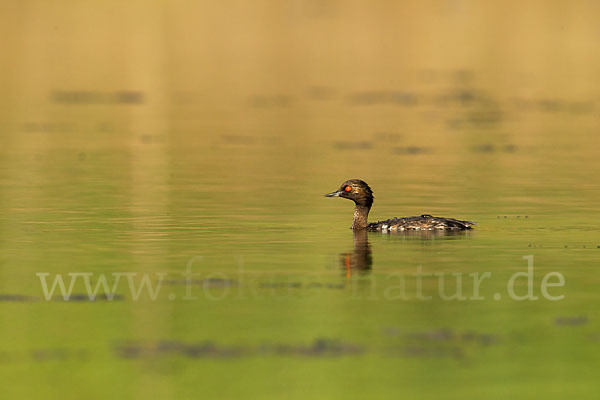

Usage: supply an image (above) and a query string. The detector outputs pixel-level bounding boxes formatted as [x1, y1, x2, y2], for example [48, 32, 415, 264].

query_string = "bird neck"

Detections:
[352, 204, 371, 229]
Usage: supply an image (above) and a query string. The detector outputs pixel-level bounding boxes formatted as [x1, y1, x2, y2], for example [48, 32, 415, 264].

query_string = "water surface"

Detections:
[1, 2, 600, 399]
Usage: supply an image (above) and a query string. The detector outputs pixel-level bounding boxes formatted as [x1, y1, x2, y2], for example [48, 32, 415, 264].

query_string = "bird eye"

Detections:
[344, 185, 352, 192]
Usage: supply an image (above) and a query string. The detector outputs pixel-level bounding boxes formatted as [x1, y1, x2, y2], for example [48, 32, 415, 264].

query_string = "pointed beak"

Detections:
[324, 190, 342, 197]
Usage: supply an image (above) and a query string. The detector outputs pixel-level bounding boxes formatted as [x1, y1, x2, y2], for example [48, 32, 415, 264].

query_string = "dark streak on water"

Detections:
[32, 348, 89, 362]
[394, 146, 431, 155]
[53, 294, 125, 302]
[0, 294, 38, 302]
[384, 328, 499, 346]
[51, 90, 144, 105]
[0, 349, 90, 364]
[259, 282, 345, 289]
[333, 141, 373, 150]
[555, 316, 588, 326]
[164, 278, 238, 288]
[435, 89, 492, 107]
[473, 144, 518, 153]
[349, 90, 418, 106]
[0, 293, 124, 303]
[113, 338, 364, 360]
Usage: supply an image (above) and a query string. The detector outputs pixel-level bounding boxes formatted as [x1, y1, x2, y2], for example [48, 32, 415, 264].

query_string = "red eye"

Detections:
[344, 186, 352, 192]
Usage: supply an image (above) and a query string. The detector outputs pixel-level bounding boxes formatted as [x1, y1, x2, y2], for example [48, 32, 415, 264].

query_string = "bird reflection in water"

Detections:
[340, 229, 372, 277]
[339, 230, 472, 277]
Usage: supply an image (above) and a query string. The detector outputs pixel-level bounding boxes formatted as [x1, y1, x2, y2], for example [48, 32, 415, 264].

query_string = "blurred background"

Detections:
[1, 1, 600, 399]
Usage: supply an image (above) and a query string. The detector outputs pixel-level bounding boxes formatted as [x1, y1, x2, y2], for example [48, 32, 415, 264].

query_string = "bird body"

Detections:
[367, 215, 474, 232]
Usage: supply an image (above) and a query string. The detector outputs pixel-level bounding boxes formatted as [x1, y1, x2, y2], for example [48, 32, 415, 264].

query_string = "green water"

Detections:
[2, 97, 600, 398]
[2, 2, 600, 399]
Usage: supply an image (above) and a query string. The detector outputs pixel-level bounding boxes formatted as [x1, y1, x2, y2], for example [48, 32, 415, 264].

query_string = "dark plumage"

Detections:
[324, 179, 475, 232]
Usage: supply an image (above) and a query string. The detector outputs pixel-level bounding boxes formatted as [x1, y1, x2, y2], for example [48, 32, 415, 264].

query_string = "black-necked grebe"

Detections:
[324, 179, 475, 232]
